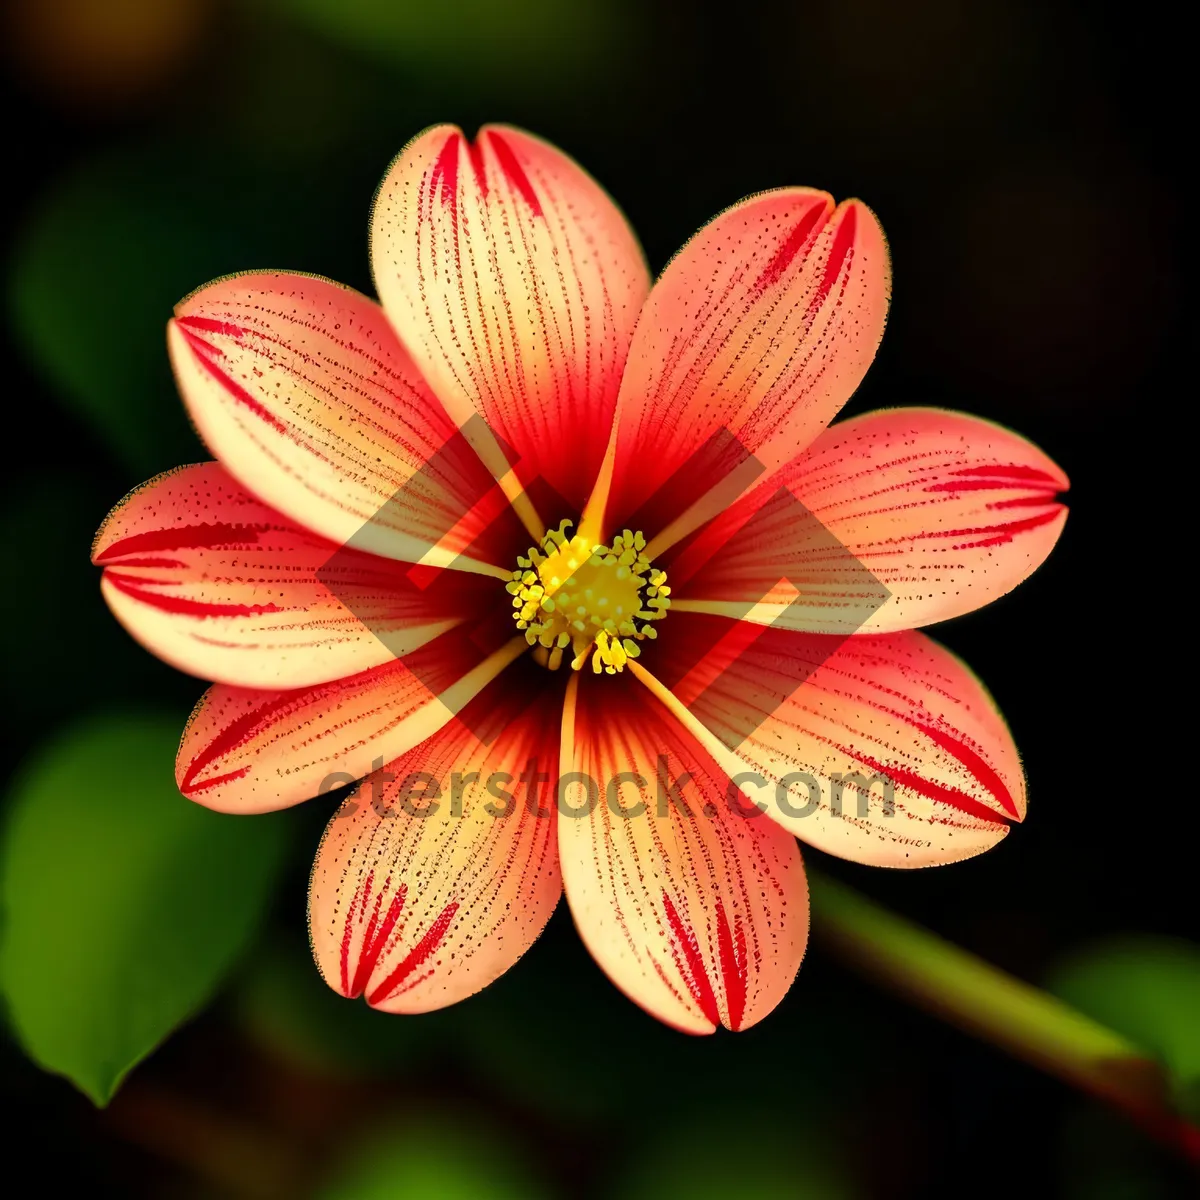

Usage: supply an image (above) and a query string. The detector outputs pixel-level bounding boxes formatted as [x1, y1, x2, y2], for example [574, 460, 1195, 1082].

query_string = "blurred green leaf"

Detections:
[454, 921, 645, 1119]
[1057, 1105, 1184, 1200]
[0, 714, 291, 1105]
[612, 1111, 856, 1200]
[253, 0, 631, 90]
[11, 150, 206, 475]
[8, 143, 360, 478]
[0, 470, 190, 735]
[237, 935, 453, 1077]
[1048, 936, 1200, 1121]
[454, 910, 842, 1124]
[318, 1116, 549, 1199]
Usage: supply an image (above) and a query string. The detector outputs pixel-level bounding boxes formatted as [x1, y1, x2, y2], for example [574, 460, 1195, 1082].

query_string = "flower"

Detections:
[92, 125, 1068, 1032]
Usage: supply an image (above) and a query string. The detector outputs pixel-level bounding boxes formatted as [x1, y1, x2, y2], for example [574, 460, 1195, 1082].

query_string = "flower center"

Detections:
[507, 520, 670, 674]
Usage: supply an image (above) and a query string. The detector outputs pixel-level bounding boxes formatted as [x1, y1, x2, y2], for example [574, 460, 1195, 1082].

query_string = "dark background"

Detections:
[1, 0, 1192, 1196]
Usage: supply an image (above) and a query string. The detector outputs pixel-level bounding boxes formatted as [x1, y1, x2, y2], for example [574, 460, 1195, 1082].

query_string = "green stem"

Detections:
[808, 870, 1198, 1161]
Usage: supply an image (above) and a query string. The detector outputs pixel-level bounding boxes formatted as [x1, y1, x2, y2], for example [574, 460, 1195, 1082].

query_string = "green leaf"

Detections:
[7, 143, 360, 478]
[1048, 936, 1200, 1122]
[252, 0, 632, 90]
[0, 470, 195, 735]
[10, 151, 204, 475]
[318, 1118, 549, 1200]
[236, 935, 448, 1077]
[0, 714, 291, 1105]
[453, 908, 842, 1124]
[1058, 1106, 1184, 1200]
[612, 1111, 855, 1200]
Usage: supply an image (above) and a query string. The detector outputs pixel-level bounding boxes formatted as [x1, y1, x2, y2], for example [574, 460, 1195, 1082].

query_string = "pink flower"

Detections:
[93, 126, 1067, 1031]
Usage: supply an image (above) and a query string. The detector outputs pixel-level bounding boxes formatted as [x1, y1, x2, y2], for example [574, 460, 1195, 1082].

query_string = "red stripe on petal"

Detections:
[183, 333, 290, 434]
[181, 766, 250, 795]
[176, 315, 248, 340]
[366, 900, 460, 1005]
[310, 674, 563, 1013]
[657, 619, 1025, 866]
[662, 891, 721, 1027]
[990, 493, 1064, 509]
[179, 657, 440, 797]
[924, 478, 1061, 495]
[715, 898, 748, 1031]
[372, 125, 649, 514]
[951, 463, 1061, 483]
[339, 876, 366, 995]
[815, 203, 857, 309]
[104, 556, 188, 569]
[179, 689, 315, 795]
[467, 138, 489, 197]
[829, 743, 1011, 825]
[97, 523, 274, 562]
[671, 408, 1068, 635]
[600, 190, 885, 537]
[178, 326, 223, 359]
[170, 273, 511, 572]
[349, 878, 408, 999]
[924, 507, 1064, 550]
[488, 131, 543, 217]
[105, 572, 284, 619]
[430, 132, 461, 214]
[912, 721, 1020, 820]
[752, 202, 828, 296]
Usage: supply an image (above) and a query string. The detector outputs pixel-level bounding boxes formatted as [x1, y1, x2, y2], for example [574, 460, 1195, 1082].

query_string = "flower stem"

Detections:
[807, 870, 1200, 1162]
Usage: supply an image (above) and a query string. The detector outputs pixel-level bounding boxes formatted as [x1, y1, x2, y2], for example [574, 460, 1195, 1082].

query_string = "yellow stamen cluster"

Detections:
[507, 519, 670, 674]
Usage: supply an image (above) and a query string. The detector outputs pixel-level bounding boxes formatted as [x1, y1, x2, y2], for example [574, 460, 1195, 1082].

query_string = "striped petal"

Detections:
[592, 190, 890, 544]
[370, 125, 650, 513]
[639, 615, 1023, 868]
[168, 271, 516, 572]
[176, 628, 527, 814]
[558, 673, 808, 1033]
[93, 462, 495, 688]
[670, 408, 1068, 634]
[310, 665, 562, 1012]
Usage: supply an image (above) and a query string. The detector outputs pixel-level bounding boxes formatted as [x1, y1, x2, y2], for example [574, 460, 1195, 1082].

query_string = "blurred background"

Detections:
[1, 0, 1195, 1195]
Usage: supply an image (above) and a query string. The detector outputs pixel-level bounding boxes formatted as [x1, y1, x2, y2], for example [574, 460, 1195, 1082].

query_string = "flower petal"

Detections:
[176, 628, 527, 814]
[558, 673, 808, 1033]
[638, 616, 1023, 868]
[370, 124, 650, 512]
[93, 462, 496, 688]
[168, 271, 515, 571]
[310, 665, 562, 1013]
[594, 190, 890, 542]
[670, 408, 1068, 634]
